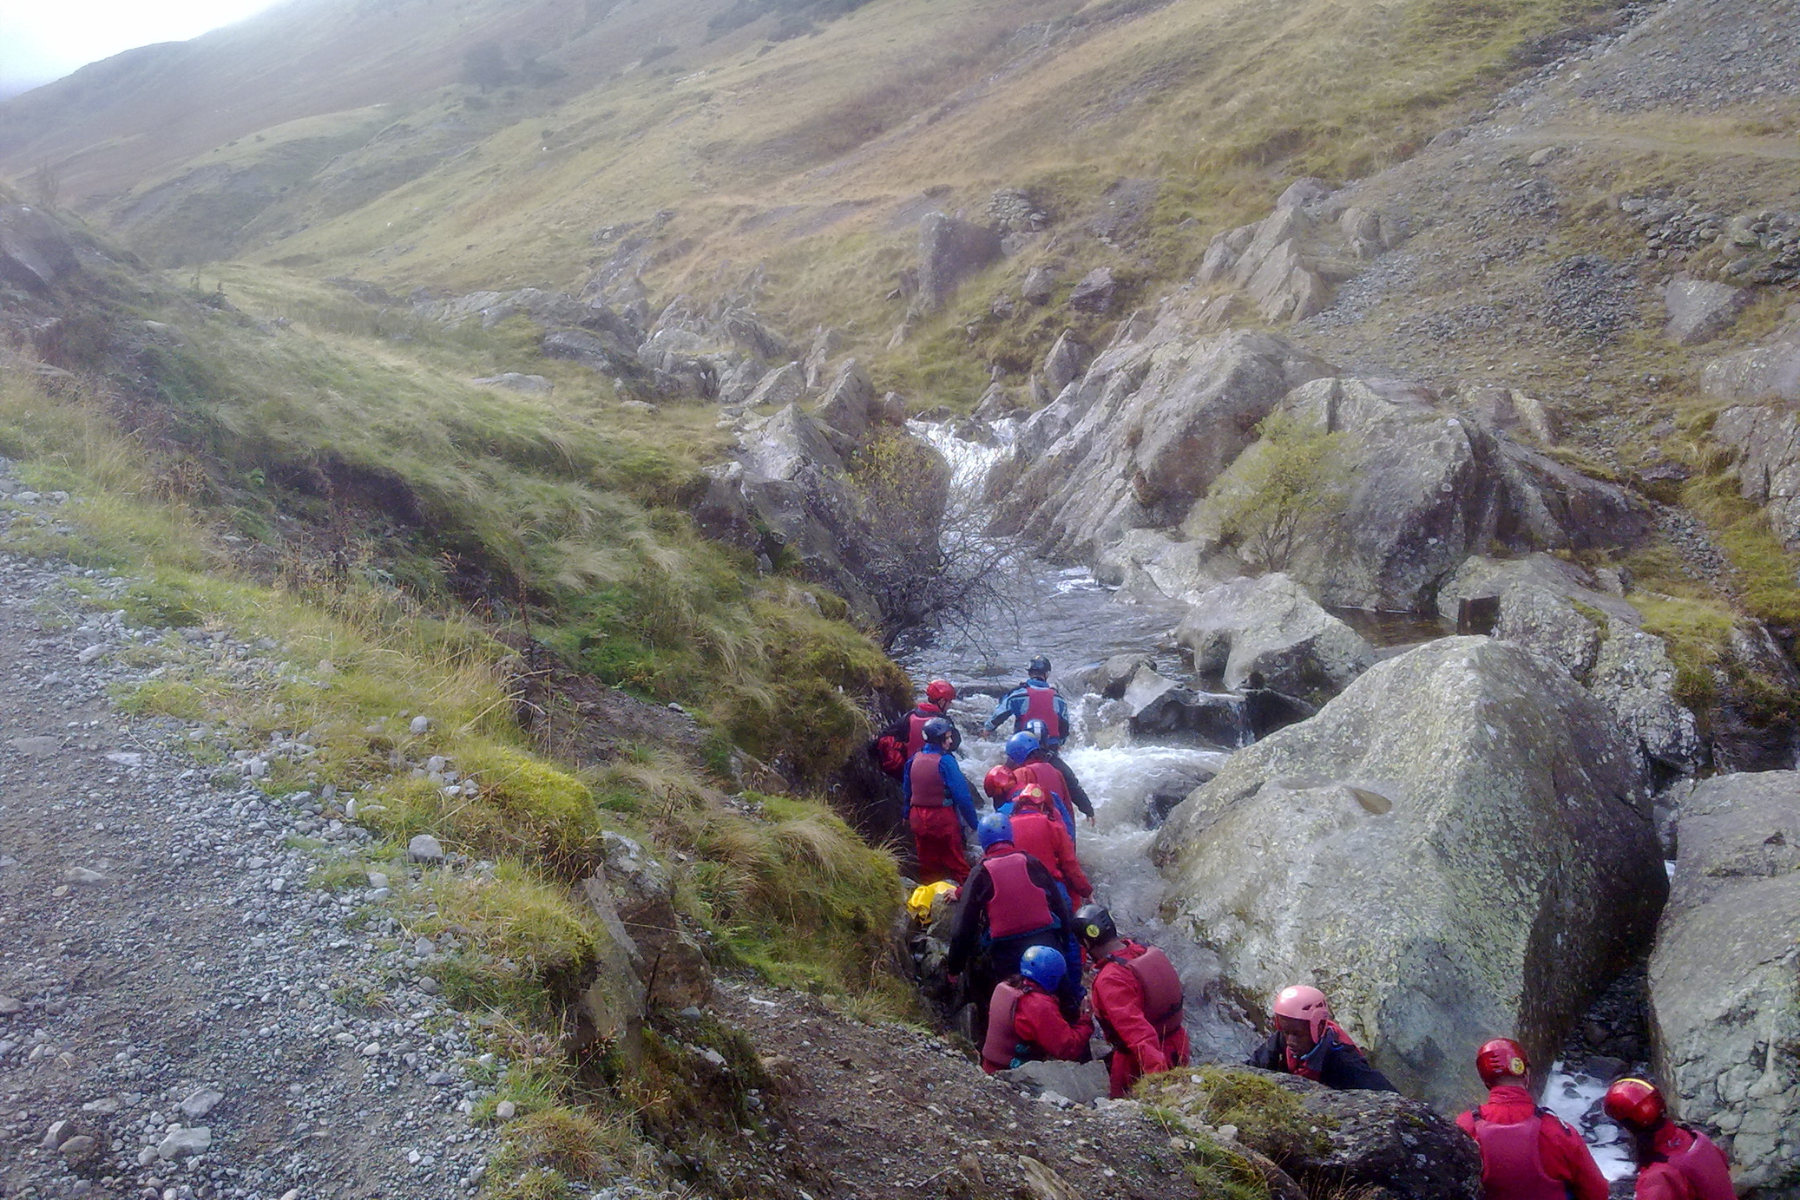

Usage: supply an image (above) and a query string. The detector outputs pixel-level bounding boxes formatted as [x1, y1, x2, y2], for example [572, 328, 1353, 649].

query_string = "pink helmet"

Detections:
[1272, 984, 1332, 1041]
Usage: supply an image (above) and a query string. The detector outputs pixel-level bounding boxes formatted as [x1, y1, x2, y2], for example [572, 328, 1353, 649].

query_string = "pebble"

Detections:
[0, 995, 22, 1015]
[76, 644, 105, 664]
[407, 834, 444, 863]
[177, 1087, 223, 1119]
[63, 867, 108, 884]
[494, 1100, 516, 1120]
[58, 1133, 97, 1157]
[409, 716, 430, 734]
[156, 1125, 211, 1160]
[41, 1118, 71, 1148]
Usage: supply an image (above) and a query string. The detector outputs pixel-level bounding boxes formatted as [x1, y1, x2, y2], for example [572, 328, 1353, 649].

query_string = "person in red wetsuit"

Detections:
[1075, 904, 1189, 1098]
[1603, 1079, 1735, 1200]
[870, 679, 961, 778]
[901, 718, 980, 884]
[1455, 1037, 1609, 1200]
[981, 945, 1094, 1073]
[985, 767, 1091, 905]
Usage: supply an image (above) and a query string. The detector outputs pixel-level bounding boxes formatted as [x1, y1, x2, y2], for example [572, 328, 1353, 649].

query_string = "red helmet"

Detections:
[982, 765, 1016, 801]
[926, 679, 956, 706]
[1475, 1038, 1530, 1087]
[1272, 985, 1332, 1041]
[1012, 784, 1049, 811]
[1603, 1078, 1667, 1130]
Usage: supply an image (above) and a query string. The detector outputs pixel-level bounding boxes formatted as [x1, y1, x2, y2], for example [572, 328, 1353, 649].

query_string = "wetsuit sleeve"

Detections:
[1248, 1031, 1285, 1071]
[1013, 990, 1094, 1062]
[1541, 1114, 1610, 1200]
[1093, 963, 1169, 1075]
[1027, 856, 1074, 934]
[900, 762, 912, 813]
[940, 756, 980, 830]
[984, 690, 1022, 731]
[1322, 1042, 1399, 1092]
[1454, 1110, 1478, 1139]
[1051, 822, 1092, 901]
[945, 865, 992, 973]
[1053, 693, 1072, 743]
[1634, 1165, 1691, 1200]
[1052, 752, 1094, 818]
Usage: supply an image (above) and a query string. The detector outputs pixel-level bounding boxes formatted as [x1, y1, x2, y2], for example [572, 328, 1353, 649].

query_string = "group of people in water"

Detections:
[872, 656, 1737, 1200]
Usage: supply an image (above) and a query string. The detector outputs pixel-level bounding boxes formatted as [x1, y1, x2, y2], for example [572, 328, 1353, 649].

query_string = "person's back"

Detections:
[981, 947, 1092, 1073]
[1004, 792, 1091, 903]
[1637, 1123, 1734, 1200]
[1455, 1040, 1607, 1200]
[1079, 912, 1189, 1098]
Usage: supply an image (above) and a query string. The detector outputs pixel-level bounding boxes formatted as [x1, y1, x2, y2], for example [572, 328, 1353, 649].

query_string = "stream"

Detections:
[899, 419, 1638, 1181]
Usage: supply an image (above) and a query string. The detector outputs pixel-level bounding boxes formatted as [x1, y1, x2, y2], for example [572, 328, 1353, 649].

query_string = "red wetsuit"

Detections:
[982, 980, 1094, 1073]
[1633, 1123, 1735, 1200]
[1455, 1085, 1610, 1200]
[1090, 940, 1189, 1098]
[1006, 800, 1091, 902]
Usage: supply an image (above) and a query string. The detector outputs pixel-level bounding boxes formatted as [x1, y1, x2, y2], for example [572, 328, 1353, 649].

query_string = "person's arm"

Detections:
[1052, 753, 1095, 819]
[1322, 1041, 1399, 1092]
[1542, 1114, 1611, 1200]
[900, 762, 912, 817]
[1248, 1030, 1285, 1071]
[1093, 965, 1169, 1074]
[941, 756, 980, 830]
[1052, 823, 1093, 902]
[944, 866, 990, 973]
[1013, 991, 1094, 1062]
[1053, 693, 1072, 743]
[1454, 1110, 1478, 1139]
[983, 690, 1020, 733]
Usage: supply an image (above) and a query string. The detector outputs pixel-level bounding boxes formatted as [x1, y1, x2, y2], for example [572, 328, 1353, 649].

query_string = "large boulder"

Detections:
[1702, 316, 1800, 405]
[1153, 637, 1666, 1111]
[1714, 404, 1800, 551]
[916, 213, 1003, 311]
[1173, 574, 1374, 704]
[1649, 771, 1800, 1194]
[0, 205, 78, 292]
[1662, 275, 1751, 345]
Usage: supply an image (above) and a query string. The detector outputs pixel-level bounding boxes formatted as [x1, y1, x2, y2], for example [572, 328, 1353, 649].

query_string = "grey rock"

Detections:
[178, 1087, 223, 1120]
[418, 976, 440, 995]
[0, 995, 22, 1015]
[1068, 267, 1117, 314]
[1662, 275, 1751, 345]
[1042, 331, 1090, 396]
[997, 1059, 1112, 1105]
[1154, 638, 1665, 1111]
[76, 644, 105, 664]
[618, 399, 658, 414]
[56, 1133, 98, 1160]
[0, 205, 79, 292]
[40, 1118, 70, 1149]
[811, 359, 880, 443]
[427, 1070, 456, 1085]
[1087, 653, 1151, 700]
[1714, 404, 1800, 550]
[1021, 266, 1059, 305]
[157, 1125, 212, 1160]
[63, 867, 107, 884]
[1173, 574, 1374, 704]
[916, 213, 1003, 311]
[744, 362, 807, 410]
[8, 735, 58, 755]
[407, 834, 445, 863]
[409, 715, 431, 734]
[1650, 771, 1800, 1191]
[1702, 319, 1800, 404]
[1587, 627, 1701, 769]
[495, 1099, 517, 1120]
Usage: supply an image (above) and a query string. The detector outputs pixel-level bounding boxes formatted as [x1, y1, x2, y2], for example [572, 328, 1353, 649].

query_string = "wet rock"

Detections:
[1713, 403, 1800, 551]
[0, 205, 79, 292]
[1087, 653, 1151, 700]
[916, 213, 1003, 311]
[1661, 275, 1750, 345]
[1650, 770, 1800, 1193]
[1123, 666, 1250, 747]
[1154, 638, 1665, 1110]
[1173, 574, 1374, 704]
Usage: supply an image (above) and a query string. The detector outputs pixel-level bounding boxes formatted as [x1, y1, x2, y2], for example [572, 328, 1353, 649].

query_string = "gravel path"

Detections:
[0, 484, 500, 1199]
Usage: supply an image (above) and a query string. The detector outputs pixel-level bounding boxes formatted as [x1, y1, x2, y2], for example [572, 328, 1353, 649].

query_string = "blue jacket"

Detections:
[901, 745, 980, 830]
[984, 680, 1070, 745]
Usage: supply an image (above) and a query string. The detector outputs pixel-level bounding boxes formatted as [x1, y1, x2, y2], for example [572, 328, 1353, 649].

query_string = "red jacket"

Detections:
[1013, 984, 1094, 1064]
[1634, 1123, 1735, 1200]
[1455, 1086, 1609, 1200]
[1007, 802, 1091, 901]
[1091, 941, 1189, 1096]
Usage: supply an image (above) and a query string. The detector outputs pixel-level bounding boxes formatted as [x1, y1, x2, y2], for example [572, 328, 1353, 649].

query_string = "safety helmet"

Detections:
[1004, 732, 1040, 764]
[1012, 784, 1049, 812]
[1020, 944, 1067, 992]
[982, 765, 1017, 801]
[1602, 1078, 1667, 1130]
[922, 717, 954, 745]
[1272, 985, 1333, 1042]
[977, 812, 1013, 851]
[1027, 655, 1052, 677]
[1023, 718, 1049, 742]
[1073, 903, 1116, 947]
[926, 679, 956, 706]
[1475, 1038, 1530, 1087]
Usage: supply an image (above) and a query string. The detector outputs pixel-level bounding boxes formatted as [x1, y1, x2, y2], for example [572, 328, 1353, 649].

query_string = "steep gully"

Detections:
[897, 420, 1640, 1182]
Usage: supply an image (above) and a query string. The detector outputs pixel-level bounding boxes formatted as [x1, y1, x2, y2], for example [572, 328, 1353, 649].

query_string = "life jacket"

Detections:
[908, 750, 948, 808]
[1285, 1021, 1359, 1081]
[1013, 759, 1068, 806]
[983, 851, 1054, 939]
[1006, 809, 1067, 883]
[1470, 1111, 1567, 1200]
[905, 705, 944, 759]
[1023, 683, 1060, 735]
[1655, 1124, 1736, 1200]
[982, 981, 1033, 1072]
[1095, 944, 1184, 1048]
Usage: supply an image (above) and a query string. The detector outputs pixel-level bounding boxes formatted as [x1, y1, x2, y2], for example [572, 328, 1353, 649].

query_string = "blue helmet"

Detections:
[922, 716, 954, 745]
[1020, 944, 1067, 992]
[976, 812, 1013, 851]
[1004, 731, 1039, 765]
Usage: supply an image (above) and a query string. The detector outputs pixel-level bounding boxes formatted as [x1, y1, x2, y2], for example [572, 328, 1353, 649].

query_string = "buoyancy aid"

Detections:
[982, 982, 1030, 1071]
[1006, 809, 1066, 881]
[984, 852, 1054, 938]
[1657, 1125, 1736, 1200]
[908, 750, 948, 808]
[1012, 759, 1068, 805]
[904, 706, 941, 758]
[1095, 944, 1184, 1047]
[1471, 1112, 1568, 1200]
[1023, 683, 1060, 733]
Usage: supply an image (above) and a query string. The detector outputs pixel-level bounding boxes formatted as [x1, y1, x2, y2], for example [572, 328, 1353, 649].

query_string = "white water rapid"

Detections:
[901, 417, 1639, 1170]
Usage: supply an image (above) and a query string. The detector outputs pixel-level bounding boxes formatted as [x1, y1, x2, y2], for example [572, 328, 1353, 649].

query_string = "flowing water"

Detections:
[902, 419, 1635, 1169]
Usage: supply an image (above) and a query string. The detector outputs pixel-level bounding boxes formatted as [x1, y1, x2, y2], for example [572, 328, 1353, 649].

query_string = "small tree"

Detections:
[1210, 413, 1352, 572]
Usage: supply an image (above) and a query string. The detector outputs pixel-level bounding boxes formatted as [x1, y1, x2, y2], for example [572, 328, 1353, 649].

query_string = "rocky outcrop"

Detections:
[1121, 664, 1251, 747]
[1650, 771, 1800, 1194]
[0, 206, 78, 293]
[1195, 181, 1401, 323]
[1714, 402, 1800, 551]
[1173, 574, 1374, 704]
[1703, 313, 1800, 404]
[1068, 267, 1117, 314]
[1662, 275, 1751, 345]
[916, 213, 1003, 311]
[1154, 637, 1666, 1111]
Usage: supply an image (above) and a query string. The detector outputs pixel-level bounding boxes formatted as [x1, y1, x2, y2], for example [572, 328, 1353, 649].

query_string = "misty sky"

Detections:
[0, 1, 279, 98]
